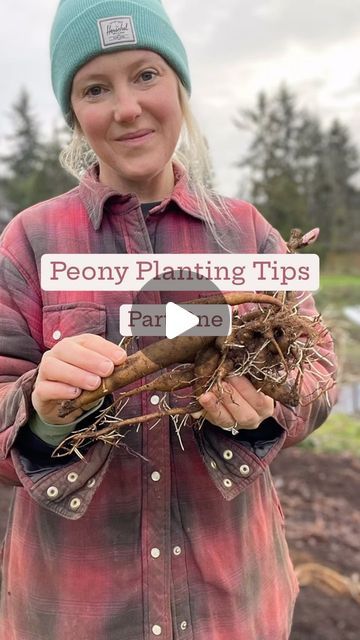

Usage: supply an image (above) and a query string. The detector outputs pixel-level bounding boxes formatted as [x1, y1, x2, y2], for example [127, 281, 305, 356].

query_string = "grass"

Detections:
[320, 274, 360, 287]
[315, 273, 360, 308]
[300, 413, 360, 455]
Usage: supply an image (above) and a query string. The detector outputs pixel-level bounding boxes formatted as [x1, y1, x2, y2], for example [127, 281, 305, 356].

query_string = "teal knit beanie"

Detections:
[50, 0, 191, 124]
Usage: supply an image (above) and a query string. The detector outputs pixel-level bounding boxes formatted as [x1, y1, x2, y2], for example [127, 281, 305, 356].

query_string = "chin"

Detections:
[100, 154, 172, 191]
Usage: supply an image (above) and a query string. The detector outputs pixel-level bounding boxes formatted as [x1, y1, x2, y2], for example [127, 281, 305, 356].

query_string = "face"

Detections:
[71, 49, 183, 201]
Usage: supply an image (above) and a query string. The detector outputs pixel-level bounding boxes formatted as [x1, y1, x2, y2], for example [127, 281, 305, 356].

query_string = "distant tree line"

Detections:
[1, 86, 359, 255]
[235, 85, 360, 254]
[0, 89, 76, 232]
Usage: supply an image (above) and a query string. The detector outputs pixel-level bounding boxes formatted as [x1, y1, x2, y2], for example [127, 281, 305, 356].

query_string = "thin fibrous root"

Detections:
[52, 402, 201, 458]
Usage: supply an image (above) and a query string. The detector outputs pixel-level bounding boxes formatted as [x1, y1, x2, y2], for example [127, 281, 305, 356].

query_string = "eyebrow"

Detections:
[74, 55, 167, 85]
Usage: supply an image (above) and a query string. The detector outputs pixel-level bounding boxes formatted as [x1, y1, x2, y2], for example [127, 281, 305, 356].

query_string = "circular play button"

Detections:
[119, 269, 232, 340]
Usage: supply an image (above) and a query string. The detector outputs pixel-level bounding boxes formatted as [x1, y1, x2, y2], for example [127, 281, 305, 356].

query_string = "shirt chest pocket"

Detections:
[42, 303, 107, 349]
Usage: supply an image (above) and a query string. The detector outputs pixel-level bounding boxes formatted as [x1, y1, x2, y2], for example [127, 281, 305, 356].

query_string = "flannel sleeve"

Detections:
[0, 246, 113, 518]
[0, 243, 44, 485]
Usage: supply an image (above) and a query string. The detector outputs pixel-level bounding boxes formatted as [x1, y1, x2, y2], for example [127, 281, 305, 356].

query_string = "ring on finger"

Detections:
[223, 421, 239, 436]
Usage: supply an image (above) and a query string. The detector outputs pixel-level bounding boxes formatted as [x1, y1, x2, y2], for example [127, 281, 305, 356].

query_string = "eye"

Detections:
[84, 85, 105, 98]
[138, 69, 158, 83]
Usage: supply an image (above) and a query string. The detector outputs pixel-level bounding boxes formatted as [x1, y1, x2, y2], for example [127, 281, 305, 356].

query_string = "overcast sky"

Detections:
[1, 0, 359, 196]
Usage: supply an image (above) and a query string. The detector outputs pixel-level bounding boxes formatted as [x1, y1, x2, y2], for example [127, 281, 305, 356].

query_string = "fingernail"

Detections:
[113, 348, 126, 362]
[72, 387, 81, 396]
[86, 374, 101, 388]
[99, 360, 113, 375]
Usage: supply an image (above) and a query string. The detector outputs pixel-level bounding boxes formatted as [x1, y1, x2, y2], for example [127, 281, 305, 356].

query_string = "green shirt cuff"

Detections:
[29, 398, 105, 447]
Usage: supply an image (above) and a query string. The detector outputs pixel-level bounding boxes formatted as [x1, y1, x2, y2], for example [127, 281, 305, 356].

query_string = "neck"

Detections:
[98, 162, 175, 203]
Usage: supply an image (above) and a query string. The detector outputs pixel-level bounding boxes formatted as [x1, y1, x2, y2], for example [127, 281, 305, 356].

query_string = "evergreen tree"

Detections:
[235, 85, 321, 238]
[31, 126, 77, 204]
[1, 89, 44, 214]
[2, 89, 42, 178]
[0, 89, 76, 218]
[234, 85, 360, 250]
[313, 120, 359, 249]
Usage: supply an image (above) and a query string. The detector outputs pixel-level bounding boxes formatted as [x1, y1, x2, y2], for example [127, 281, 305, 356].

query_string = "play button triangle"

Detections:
[165, 302, 199, 339]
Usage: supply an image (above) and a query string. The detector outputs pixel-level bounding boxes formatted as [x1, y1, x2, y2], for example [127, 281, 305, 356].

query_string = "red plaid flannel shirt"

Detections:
[0, 165, 337, 640]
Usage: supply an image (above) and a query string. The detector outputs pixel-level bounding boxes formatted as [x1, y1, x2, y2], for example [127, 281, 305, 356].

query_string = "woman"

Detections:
[0, 1, 337, 639]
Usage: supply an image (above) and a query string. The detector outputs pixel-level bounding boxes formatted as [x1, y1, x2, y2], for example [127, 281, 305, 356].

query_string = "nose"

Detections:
[112, 88, 142, 123]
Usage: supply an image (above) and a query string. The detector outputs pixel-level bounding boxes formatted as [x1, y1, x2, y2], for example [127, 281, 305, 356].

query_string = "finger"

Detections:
[224, 376, 274, 418]
[52, 335, 126, 370]
[38, 356, 102, 391]
[197, 391, 236, 429]
[33, 380, 82, 402]
[32, 382, 84, 424]
[76, 335, 127, 364]
[217, 382, 263, 427]
[198, 382, 263, 430]
[48, 341, 115, 377]
[66, 333, 126, 358]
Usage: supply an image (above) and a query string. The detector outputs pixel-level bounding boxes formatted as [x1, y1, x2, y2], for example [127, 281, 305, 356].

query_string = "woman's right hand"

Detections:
[31, 334, 127, 425]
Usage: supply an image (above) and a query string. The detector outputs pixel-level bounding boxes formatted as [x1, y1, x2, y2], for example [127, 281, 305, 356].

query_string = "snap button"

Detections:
[173, 546, 182, 556]
[152, 624, 162, 636]
[150, 394, 160, 406]
[52, 330, 61, 341]
[223, 478, 233, 488]
[239, 464, 251, 477]
[150, 548, 161, 559]
[151, 471, 161, 482]
[46, 486, 59, 499]
[87, 478, 96, 488]
[223, 449, 233, 460]
[67, 472, 78, 483]
[70, 497, 81, 511]
[180, 621, 188, 631]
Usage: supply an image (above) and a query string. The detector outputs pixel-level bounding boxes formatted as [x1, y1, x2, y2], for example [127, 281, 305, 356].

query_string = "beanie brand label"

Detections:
[97, 17, 137, 48]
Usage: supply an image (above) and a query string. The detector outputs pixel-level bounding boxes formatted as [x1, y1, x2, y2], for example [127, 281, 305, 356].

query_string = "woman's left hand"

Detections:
[195, 375, 274, 432]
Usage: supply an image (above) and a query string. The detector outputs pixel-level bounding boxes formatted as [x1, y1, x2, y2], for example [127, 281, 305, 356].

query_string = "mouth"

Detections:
[116, 129, 154, 143]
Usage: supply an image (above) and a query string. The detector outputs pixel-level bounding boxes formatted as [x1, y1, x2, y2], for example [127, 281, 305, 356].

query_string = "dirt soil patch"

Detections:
[271, 447, 360, 640]
[1, 447, 359, 638]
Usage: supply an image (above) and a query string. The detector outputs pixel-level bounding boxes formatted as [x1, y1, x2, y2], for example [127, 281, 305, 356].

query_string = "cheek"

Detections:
[151, 80, 182, 132]
[172, 104, 183, 137]
[158, 99, 182, 141]
[75, 107, 109, 142]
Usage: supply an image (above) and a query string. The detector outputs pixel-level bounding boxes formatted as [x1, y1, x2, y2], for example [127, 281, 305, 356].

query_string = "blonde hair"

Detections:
[60, 81, 238, 251]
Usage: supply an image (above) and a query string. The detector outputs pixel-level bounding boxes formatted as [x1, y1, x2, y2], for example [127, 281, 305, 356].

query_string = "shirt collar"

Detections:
[78, 163, 206, 231]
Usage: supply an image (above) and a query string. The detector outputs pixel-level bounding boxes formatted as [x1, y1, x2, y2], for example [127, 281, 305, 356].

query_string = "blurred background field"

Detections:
[300, 413, 360, 454]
